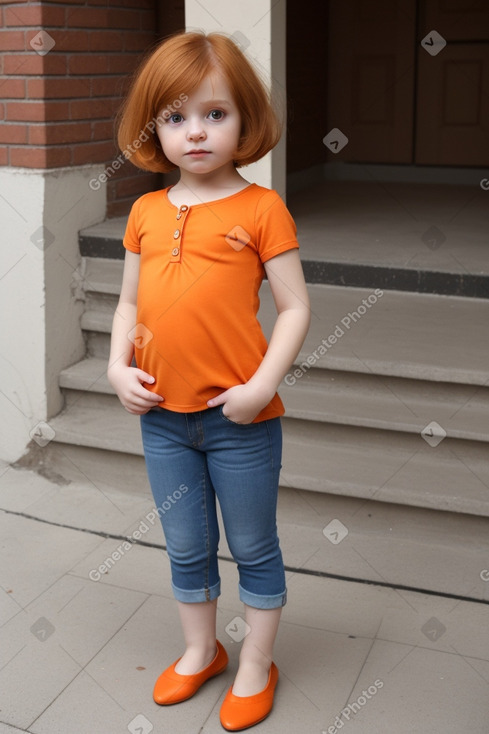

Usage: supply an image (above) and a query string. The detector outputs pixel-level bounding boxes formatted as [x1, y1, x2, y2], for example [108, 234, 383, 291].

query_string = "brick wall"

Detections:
[0, 0, 185, 216]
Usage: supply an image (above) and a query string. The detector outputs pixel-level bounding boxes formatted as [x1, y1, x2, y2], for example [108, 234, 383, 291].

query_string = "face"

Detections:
[156, 73, 241, 178]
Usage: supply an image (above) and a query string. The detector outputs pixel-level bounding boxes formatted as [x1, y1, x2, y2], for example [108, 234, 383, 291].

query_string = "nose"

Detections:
[186, 117, 206, 141]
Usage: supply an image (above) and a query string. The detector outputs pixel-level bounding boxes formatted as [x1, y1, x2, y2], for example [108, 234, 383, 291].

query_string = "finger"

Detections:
[135, 369, 157, 385]
[207, 391, 227, 408]
[125, 393, 162, 411]
[140, 387, 164, 401]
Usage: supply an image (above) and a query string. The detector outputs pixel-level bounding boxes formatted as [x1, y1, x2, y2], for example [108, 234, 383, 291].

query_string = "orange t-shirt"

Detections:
[123, 183, 299, 422]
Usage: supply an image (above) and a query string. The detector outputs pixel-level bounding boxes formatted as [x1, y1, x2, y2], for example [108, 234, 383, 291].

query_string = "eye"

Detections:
[208, 109, 224, 121]
[168, 113, 183, 124]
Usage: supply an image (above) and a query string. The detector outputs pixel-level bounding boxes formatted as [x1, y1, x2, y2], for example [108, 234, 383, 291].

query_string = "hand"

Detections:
[107, 365, 163, 415]
[207, 383, 275, 424]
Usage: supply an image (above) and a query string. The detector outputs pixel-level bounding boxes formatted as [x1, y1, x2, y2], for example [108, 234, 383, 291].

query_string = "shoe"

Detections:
[219, 662, 279, 731]
[153, 640, 228, 705]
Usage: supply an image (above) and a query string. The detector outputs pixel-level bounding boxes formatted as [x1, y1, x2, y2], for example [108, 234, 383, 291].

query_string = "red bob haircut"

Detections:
[116, 31, 282, 172]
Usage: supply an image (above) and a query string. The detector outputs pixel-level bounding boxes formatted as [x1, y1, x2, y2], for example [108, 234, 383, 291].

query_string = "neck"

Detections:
[177, 165, 246, 195]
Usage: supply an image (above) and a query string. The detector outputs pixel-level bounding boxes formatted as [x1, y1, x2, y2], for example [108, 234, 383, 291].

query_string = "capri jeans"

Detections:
[139, 405, 287, 609]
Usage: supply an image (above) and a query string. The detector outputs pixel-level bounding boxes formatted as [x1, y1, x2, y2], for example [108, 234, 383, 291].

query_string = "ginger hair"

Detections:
[116, 31, 282, 172]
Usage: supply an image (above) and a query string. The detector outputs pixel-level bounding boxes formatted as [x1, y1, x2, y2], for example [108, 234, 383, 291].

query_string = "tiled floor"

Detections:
[1, 459, 489, 733]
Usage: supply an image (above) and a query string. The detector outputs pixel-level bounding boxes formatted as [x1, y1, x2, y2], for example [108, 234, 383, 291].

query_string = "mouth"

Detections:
[186, 149, 211, 156]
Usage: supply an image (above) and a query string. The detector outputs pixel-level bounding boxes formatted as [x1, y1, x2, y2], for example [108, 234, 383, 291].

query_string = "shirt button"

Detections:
[173, 229, 180, 238]
[172, 247, 179, 256]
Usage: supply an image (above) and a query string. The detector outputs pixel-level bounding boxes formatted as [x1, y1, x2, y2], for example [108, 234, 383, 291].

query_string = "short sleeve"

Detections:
[123, 197, 141, 254]
[254, 190, 299, 263]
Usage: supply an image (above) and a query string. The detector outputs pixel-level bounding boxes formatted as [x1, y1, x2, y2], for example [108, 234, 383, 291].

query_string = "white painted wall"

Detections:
[185, 0, 287, 198]
[0, 165, 106, 462]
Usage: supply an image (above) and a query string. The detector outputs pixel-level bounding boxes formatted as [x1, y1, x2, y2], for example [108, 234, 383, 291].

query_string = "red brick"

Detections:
[107, 9, 142, 29]
[0, 124, 28, 144]
[140, 10, 156, 31]
[91, 76, 126, 97]
[92, 119, 114, 140]
[4, 4, 43, 27]
[0, 78, 26, 98]
[72, 140, 116, 164]
[6, 100, 70, 122]
[4, 5, 67, 27]
[45, 146, 74, 167]
[65, 6, 109, 28]
[0, 30, 26, 52]
[108, 54, 139, 74]
[0, 147, 8, 166]
[45, 0, 83, 4]
[123, 31, 156, 51]
[68, 54, 109, 75]
[28, 77, 91, 99]
[29, 121, 91, 145]
[4, 53, 67, 76]
[49, 30, 89, 52]
[108, 0, 154, 8]
[70, 97, 113, 120]
[106, 154, 136, 179]
[115, 172, 156, 198]
[10, 144, 73, 168]
[107, 197, 133, 217]
[0, 103, 4, 120]
[89, 31, 124, 52]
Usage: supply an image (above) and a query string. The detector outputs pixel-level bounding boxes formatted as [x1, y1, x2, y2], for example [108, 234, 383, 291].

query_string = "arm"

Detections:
[107, 250, 163, 414]
[207, 249, 310, 422]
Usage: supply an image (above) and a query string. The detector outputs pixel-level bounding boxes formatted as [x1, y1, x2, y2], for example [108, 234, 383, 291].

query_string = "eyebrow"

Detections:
[197, 99, 233, 107]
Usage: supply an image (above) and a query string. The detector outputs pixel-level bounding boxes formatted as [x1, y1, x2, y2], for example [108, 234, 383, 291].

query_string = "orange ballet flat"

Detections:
[153, 640, 228, 705]
[219, 662, 279, 731]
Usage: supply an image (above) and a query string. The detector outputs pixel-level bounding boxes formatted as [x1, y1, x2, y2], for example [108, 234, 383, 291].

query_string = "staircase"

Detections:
[44, 182, 489, 600]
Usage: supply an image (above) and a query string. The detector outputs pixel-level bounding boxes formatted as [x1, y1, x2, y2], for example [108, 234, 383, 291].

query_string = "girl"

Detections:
[108, 31, 310, 731]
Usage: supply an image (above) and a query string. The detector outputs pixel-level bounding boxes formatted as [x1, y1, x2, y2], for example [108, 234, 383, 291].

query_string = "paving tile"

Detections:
[30, 595, 230, 734]
[377, 593, 489, 661]
[0, 567, 147, 729]
[2, 463, 489, 733]
[282, 572, 391, 639]
[0, 461, 154, 538]
[0, 513, 103, 625]
[337, 639, 489, 734]
[69, 536, 173, 598]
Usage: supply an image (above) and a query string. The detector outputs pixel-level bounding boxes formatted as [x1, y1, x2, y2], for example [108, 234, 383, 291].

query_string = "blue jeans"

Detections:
[140, 405, 287, 609]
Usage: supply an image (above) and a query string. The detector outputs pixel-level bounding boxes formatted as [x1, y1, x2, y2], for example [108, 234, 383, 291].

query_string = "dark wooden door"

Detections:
[327, 0, 417, 163]
[415, 0, 489, 165]
[327, 0, 489, 166]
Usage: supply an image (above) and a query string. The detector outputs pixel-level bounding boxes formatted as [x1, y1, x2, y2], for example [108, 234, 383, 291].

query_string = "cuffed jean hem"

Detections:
[171, 579, 221, 604]
[238, 583, 287, 609]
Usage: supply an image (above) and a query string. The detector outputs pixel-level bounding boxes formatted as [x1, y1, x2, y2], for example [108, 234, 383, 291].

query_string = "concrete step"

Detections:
[60, 357, 489, 443]
[78, 177, 489, 298]
[79, 273, 489, 386]
[48, 392, 489, 517]
[13, 442, 489, 601]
